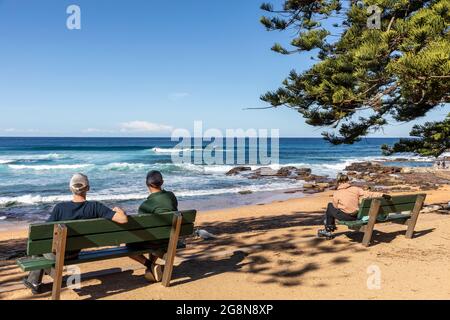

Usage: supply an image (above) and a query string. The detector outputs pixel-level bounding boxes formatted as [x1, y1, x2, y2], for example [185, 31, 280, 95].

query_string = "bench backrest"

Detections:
[357, 194, 425, 220]
[27, 210, 197, 256]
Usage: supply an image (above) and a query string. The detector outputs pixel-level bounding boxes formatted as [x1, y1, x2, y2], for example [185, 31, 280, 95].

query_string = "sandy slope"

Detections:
[1, 186, 449, 300]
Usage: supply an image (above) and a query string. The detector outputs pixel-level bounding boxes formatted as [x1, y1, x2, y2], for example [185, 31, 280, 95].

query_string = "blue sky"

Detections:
[0, 0, 448, 137]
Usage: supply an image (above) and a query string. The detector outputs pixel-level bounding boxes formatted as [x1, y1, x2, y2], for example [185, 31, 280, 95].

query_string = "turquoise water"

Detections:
[0, 137, 432, 222]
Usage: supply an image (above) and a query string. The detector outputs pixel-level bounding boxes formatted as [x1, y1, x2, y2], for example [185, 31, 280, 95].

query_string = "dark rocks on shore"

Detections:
[345, 161, 402, 174]
[226, 166, 252, 176]
[253, 167, 279, 177]
[229, 165, 328, 181]
[301, 174, 333, 183]
[277, 166, 312, 177]
[225, 165, 334, 194]
[246, 166, 315, 179]
[225, 161, 450, 194]
[344, 161, 450, 191]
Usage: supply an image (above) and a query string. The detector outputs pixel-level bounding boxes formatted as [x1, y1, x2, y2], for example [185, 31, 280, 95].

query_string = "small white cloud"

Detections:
[169, 92, 190, 101]
[0, 128, 41, 133]
[82, 128, 114, 133]
[119, 121, 174, 133]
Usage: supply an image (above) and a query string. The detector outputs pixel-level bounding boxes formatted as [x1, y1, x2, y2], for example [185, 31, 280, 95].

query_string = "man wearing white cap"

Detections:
[23, 173, 128, 294]
[44, 173, 128, 223]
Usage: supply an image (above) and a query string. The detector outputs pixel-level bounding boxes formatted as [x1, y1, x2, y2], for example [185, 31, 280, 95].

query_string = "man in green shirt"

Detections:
[138, 171, 178, 214]
[129, 170, 179, 283]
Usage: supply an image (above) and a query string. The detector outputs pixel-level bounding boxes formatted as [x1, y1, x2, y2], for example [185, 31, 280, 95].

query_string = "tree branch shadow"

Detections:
[4, 209, 435, 299]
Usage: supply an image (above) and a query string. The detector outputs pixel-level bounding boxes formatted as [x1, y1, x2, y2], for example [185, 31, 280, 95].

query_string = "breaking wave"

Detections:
[151, 147, 197, 154]
[0, 180, 301, 208]
[8, 164, 92, 171]
[102, 162, 149, 171]
[0, 153, 67, 164]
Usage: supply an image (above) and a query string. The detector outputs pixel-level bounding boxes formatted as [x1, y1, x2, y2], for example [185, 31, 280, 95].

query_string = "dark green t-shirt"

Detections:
[138, 190, 178, 214]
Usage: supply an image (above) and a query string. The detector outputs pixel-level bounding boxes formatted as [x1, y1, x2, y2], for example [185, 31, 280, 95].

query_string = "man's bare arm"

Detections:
[112, 207, 128, 224]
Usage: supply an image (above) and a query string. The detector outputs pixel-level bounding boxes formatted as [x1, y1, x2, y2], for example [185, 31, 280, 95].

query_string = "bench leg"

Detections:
[51, 224, 67, 300]
[161, 212, 183, 287]
[362, 199, 381, 247]
[405, 195, 426, 239]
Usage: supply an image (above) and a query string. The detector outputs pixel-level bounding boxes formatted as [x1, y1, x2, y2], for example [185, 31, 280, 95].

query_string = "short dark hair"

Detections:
[336, 173, 350, 185]
[146, 170, 164, 188]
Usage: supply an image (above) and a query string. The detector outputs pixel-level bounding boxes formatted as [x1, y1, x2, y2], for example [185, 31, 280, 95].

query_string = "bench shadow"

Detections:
[175, 210, 355, 288]
[31, 210, 346, 297]
[170, 250, 248, 287]
[71, 269, 148, 300]
[6, 209, 435, 298]
[0, 260, 26, 296]
[55, 251, 248, 299]
[0, 238, 27, 261]
[205, 211, 325, 236]
[339, 228, 435, 247]
[32, 268, 149, 300]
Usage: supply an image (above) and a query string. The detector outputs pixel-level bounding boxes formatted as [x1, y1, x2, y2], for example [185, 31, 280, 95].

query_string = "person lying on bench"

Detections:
[23, 173, 128, 294]
[317, 173, 388, 239]
[128, 170, 178, 283]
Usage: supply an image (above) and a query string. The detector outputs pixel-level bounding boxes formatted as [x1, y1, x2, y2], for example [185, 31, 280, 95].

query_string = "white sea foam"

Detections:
[0, 193, 148, 208]
[102, 162, 148, 171]
[8, 164, 92, 171]
[174, 163, 236, 174]
[0, 153, 66, 162]
[176, 182, 300, 197]
[151, 147, 194, 154]
[170, 153, 433, 177]
[0, 179, 302, 208]
[29, 153, 66, 160]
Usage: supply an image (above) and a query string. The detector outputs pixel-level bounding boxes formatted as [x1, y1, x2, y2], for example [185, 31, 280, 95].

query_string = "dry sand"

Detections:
[1, 186, 449, 300]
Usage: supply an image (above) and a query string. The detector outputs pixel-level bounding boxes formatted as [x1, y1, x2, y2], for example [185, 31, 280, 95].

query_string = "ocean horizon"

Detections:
[0, 137, 433, 224]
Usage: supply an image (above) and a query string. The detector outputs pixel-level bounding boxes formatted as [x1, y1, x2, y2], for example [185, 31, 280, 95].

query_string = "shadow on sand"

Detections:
[1, 209, 435, 299]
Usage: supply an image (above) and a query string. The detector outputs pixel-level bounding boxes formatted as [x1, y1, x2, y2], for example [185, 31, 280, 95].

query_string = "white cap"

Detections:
[70, 173, 90, 195]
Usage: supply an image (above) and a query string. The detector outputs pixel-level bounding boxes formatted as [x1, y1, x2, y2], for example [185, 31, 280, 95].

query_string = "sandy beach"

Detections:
[1, 185, 449, 300]
[1, 0, 449, 304]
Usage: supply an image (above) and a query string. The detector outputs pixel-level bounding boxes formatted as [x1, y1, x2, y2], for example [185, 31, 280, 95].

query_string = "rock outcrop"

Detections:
[225, 166, 252, 176]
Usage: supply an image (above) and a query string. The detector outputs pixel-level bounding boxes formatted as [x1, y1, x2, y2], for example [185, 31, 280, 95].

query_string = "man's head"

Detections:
[146, 170, 164, 191]
[336, 173, 349, 186]
[70, 173, 90, 196]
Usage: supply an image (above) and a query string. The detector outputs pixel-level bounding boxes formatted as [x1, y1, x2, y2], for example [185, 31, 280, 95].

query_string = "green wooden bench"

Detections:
[337, 194, 426, 247]
[16, 210, 196, 300]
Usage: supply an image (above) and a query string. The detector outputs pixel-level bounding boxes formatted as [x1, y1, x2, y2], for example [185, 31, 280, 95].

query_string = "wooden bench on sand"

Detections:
[16, 210, 197, 300]
[338, 194, 426, 247]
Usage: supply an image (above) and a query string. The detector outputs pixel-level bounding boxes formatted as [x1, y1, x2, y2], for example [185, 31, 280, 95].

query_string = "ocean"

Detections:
[0, 137, 433, 224]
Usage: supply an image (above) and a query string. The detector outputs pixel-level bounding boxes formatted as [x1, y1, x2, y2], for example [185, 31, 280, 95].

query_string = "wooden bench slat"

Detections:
[27, 223, 194, 255]
[358, 202, 419, 218]
[358, 194, 425, 209]
[17, 256, 55, 272]
[29, 211, 197, 241]
[338, 213, 412, 227]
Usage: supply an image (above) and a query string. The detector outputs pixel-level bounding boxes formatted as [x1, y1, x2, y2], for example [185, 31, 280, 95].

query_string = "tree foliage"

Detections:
[382, 112, 450, 157]
[260, 0, 450, 156]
